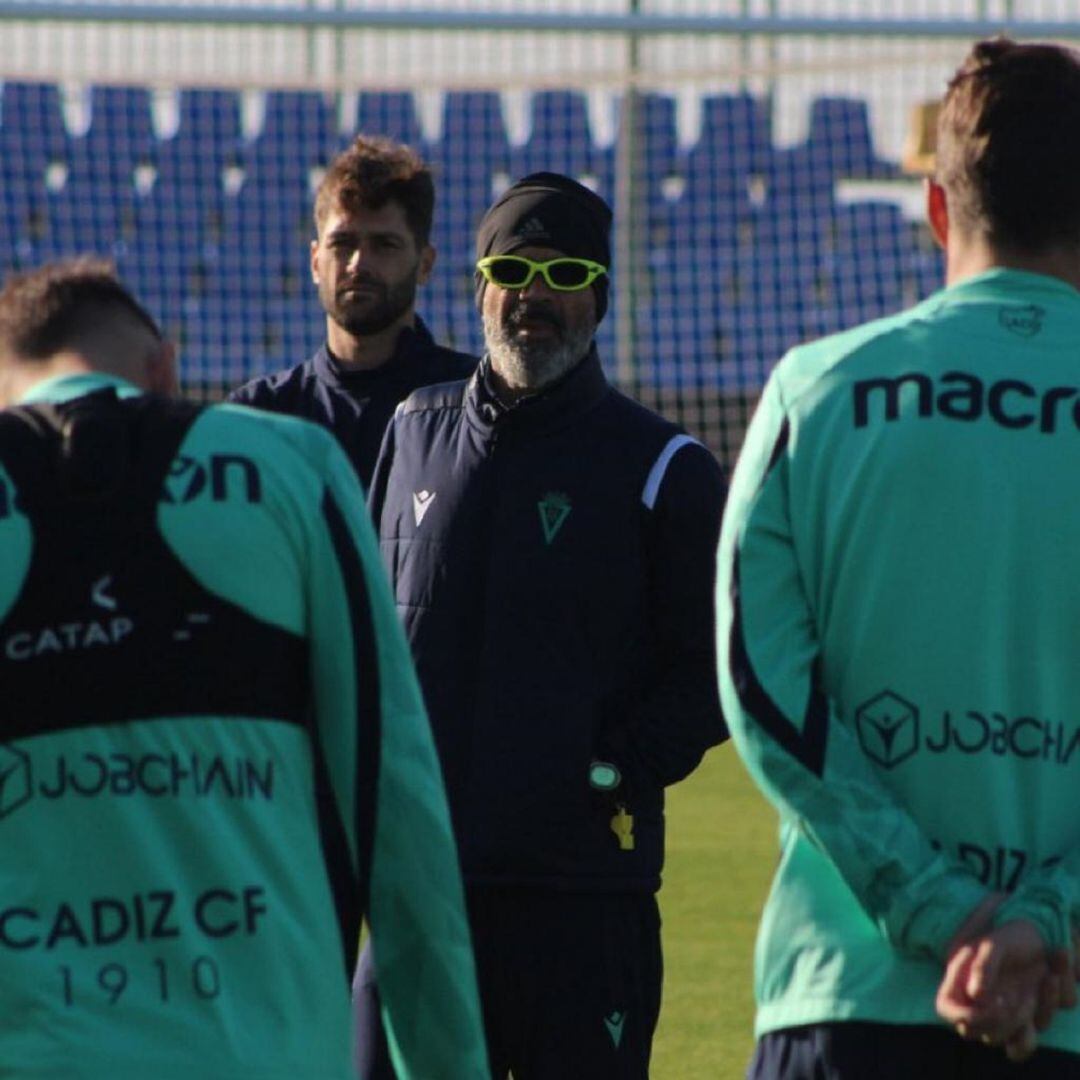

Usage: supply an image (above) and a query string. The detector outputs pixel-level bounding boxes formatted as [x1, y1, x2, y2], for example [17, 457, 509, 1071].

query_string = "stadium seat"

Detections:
[675, 93, 774, 249]
[0, 81, 68, 166]
[250, 89, 341, 182]
[632, 246, 726, 387]
[82, 86, 156, 183]
[911, 245, 945, 300]
[719, 247, 816, 381]
[354, 91, 424, 150]
[818, 200, 916, 328]
[431, 91, 511, 260]
[765, 95, 897, 224]
[0, 75, 927, 407]
[151, 89, 242, 267]
[637, 92, 680, 248]
[806, 97, 897, 182]
[512, 91, 605, 196]
[158, 88, 242, 188]
[0, 82, 69, 260]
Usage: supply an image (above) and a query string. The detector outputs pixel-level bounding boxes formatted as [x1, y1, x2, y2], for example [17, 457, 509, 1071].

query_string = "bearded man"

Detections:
[356, 171, 728, 1080]
[229, 134, 475, 489]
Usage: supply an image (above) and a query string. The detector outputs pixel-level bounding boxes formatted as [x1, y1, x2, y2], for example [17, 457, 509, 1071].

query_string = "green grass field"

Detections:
[650, 744, 778, 1079]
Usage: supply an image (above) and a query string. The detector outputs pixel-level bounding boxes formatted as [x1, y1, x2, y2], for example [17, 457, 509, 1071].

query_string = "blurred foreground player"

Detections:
[0, 259, 487, 1079]
[230, 134, 474, 489]
[718, 39, 1080, 1080]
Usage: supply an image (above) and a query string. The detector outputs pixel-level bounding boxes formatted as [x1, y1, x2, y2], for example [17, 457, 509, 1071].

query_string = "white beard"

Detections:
[483, 310, 595, 395]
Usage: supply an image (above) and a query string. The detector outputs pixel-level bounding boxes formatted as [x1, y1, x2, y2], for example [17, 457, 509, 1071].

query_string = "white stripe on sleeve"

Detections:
[641, 433, 699, 510]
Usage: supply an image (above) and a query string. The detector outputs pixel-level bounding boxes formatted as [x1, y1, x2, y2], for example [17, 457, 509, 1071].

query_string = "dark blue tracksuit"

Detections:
[227, 319, 475, 489]
[357, 349, 727, 1079]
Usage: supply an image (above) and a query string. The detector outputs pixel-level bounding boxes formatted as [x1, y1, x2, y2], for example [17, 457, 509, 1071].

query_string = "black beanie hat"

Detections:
[474, 171, 612, 322]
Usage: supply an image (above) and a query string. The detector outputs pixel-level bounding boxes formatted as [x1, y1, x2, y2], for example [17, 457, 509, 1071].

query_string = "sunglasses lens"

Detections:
[486, 258, 531, 287]
[547, 261, 591, 289]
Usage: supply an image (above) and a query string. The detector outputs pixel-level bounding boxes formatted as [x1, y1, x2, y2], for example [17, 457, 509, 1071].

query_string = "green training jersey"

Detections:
[0, 374, 487, 1079]
[717, 269, 1080, 1052]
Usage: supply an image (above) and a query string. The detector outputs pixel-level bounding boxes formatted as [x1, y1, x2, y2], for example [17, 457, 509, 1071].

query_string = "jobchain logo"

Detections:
[854, 691, 1080, 769]
[0, 744, 32, 819]
[0, 746, 274, 821]
[855, 691, 919, 769]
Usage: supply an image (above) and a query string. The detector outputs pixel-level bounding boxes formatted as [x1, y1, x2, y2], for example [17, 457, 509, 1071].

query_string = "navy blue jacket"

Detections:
[370, 349, 728, 892]
[228, 320, 475, 489]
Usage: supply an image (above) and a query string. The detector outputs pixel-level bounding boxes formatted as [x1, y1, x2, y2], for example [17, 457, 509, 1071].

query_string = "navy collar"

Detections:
[312, 318, 438, 392]
[466, 344, 609, 434]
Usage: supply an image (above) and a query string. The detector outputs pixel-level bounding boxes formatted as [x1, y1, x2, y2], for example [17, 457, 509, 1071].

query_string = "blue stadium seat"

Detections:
[751, 201, 832, 262]
[593, 308, 616, 375]
[806, 97, 897, 182]
[0, 81, 68, 166]
[42, 183, 123, 258]
[512, 90, 615, 207]
[176, 265, 315, 384]
[634, 298, 724, 387]
[511, 91, 607, 195]
[212, 195, 310, 333]
[221, 177, 310, 262]
[250, 90, 341, 182]
[44, 88, 156, 260]
[675, 93, 774, 249]
[157, 88, 242, 189]
[123, 247, 203, 341]
[175, 292, 239, 387]
[834, 200, 908, 250]
[911, 245, 945, 300]
[637, 92, 680, 248]
[354, 91, 423, 150]
[632, 246, 726, 387]
[0, 82, 69, 260]
[150, 89, 242, 267]
[423, 261, 482, 356]
[815, 250, 906, 335]
[431, 91, 510, 262]
[177, 282, 317, 385]
[816, 201, 914, 330]
[0, 78, 924, 407]
[82, 86, 156, 181]
[716, 247, 816, 382]
[765, 95, 897, 225]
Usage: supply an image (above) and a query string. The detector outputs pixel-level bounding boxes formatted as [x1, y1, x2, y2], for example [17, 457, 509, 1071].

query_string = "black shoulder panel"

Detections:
[0, 391, 308, 740]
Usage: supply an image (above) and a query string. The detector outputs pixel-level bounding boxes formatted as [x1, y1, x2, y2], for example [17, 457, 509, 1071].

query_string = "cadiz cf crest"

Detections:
[537, 492, 571, 545]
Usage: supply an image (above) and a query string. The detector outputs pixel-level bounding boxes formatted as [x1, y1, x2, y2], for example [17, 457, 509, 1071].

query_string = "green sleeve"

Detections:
[994, 860, 1077, 952]
[716, 372, 988, 962]
[308, 439, 489, 1080]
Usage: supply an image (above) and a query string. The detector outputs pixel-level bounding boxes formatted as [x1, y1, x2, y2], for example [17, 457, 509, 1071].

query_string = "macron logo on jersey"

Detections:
[413, 490, 436, 527]
[853, 371, 1080, 434]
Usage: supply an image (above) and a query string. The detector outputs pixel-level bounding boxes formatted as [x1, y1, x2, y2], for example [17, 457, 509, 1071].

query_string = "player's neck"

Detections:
[0, 352, 132, 407]
[946, 236, 1080, 294]
[326, 313, 414, 372]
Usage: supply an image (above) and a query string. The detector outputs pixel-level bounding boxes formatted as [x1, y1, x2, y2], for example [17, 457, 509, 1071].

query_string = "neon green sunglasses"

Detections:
[476, 255, 607, 292]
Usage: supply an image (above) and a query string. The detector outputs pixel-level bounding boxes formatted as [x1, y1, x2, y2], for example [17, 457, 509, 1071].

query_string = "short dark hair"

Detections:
[937, 38, 1080, 253]
[313, 134, 435, 247]
[0, 258, 161, 361]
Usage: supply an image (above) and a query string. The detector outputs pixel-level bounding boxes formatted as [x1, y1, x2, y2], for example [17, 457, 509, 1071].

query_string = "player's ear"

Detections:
[310, 237, 321, 286]
[926, 178, 949, 251]
[147, 339, 179, 397]
[0, 362, 14, 408]
[417, 244, 436, 285]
